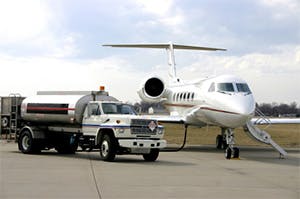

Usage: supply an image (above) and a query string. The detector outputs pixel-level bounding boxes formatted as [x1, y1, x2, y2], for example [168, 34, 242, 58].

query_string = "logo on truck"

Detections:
[148, 121, 157, 132]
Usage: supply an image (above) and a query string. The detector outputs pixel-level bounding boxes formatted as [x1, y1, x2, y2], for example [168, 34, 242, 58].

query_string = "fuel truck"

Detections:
[0, 90, 166, 161]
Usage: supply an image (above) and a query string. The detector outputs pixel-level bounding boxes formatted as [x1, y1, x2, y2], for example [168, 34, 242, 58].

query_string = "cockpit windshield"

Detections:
[102, 103, 137, 115]
[217, 83, 234, 92]
[236, 83, 251, 93]
[208, 82, 252, 94]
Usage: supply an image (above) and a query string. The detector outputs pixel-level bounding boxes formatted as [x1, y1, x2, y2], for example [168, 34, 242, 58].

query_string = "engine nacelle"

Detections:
[137, 77, 166, 103]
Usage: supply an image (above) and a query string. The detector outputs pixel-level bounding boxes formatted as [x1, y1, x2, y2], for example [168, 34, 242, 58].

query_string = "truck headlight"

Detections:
[157, 127, 164, 135]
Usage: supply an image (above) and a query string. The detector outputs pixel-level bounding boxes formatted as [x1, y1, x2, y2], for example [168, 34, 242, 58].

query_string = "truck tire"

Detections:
[18, 130, 40, 154]
[1, 116, 9, 128]
[143, 149, 159, 162]
[100, 134, 116, 161]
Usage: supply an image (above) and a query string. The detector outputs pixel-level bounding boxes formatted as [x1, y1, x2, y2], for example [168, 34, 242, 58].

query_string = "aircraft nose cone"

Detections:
[222, 95, 255, 128]
[236, 103, 255, 116]
[232, 95, 255, 116]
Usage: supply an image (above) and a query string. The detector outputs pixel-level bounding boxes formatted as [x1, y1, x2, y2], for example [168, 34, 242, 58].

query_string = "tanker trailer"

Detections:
[17, 90, 166, 161]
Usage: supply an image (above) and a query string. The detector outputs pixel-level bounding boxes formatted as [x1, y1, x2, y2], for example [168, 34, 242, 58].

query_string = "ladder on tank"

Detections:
[244, 109, 287, 158]
[9, 93, 21, 141]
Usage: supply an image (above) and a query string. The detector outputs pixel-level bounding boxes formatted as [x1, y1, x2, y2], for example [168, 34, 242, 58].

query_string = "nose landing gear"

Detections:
[216, 128, 240, 159]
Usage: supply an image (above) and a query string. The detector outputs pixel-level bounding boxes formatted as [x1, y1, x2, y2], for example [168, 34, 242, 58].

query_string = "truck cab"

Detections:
[81, 101, 166, 161]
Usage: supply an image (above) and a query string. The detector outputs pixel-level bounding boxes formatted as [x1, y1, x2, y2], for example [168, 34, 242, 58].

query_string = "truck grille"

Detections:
[130, 119, 158, 135]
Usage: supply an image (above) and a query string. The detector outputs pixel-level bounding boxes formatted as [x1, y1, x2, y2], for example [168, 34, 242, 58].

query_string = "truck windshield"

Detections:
[102, 103, 137, 115]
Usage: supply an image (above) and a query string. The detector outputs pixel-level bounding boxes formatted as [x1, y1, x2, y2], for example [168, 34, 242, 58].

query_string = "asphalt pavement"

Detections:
[1, 141, 299, 199]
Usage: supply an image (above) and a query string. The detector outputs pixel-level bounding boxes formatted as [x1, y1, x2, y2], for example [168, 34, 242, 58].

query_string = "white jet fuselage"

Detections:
[161, 75, 256, 128]
[103, 42, 255, 129]
[103, 42, 293, 158]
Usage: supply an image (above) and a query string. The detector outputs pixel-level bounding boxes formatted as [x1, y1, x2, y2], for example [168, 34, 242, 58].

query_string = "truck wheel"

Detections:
[143, 149, 159, 162]
[18, 130, 40, 154]
[1, 117, 9, 128]
[100, 134, 116, 161]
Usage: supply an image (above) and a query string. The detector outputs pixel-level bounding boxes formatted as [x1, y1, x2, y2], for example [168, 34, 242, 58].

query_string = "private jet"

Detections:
[103, 42, 300, 159]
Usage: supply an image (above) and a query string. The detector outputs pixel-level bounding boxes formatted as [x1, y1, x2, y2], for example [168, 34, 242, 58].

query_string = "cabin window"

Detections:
[217, 83, 234, 92]
[174, 92, 195, 101]
[176, 93, 180, 101]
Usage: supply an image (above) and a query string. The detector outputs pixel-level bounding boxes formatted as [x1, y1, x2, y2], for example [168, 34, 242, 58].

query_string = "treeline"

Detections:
[256, 102, 300, 117]
[131, 101, 300, 117]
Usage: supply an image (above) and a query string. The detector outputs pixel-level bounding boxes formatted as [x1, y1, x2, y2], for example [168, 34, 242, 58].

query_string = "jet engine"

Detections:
[137, 77, 166, 103]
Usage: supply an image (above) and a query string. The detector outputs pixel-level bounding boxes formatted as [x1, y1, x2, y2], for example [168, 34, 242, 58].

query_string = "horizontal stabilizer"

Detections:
[103, 43, 226, 51]
[102, 42, 226, 83]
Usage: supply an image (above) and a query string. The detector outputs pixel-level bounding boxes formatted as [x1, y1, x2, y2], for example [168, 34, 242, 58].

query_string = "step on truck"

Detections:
[1, 90, 167, 161]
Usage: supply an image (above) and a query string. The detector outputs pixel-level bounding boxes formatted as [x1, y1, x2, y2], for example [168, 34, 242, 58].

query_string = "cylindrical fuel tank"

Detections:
[21, 91, 118, 124]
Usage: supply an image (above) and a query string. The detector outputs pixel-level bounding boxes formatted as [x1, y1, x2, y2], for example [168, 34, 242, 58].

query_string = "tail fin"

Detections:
[103, 42, 226, 83]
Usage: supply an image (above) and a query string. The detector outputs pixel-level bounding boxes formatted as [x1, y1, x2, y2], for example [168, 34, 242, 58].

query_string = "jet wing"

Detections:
[141, 115, 185, 124]
[140, 106, 207, 126]
[251, 118, 300, 125]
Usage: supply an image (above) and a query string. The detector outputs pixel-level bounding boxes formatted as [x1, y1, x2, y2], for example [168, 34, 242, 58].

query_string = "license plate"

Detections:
[130, 148, 150, 154]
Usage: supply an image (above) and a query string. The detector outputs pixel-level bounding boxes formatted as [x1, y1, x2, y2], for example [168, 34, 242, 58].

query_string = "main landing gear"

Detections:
[216, 128, 240, 159]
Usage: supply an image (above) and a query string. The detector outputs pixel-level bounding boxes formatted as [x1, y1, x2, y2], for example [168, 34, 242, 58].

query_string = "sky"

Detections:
[0, 0, 299, 104]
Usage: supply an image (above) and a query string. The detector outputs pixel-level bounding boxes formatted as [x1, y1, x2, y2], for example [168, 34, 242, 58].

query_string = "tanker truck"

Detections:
[1, 90, 166, 161]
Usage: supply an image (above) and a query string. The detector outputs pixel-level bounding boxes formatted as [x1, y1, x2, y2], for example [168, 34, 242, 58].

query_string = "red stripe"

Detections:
[164, 103, 195, 108]
[164, 103, 239, 115]
[200, 107, 239, 115]
[27, 107, 75, 111]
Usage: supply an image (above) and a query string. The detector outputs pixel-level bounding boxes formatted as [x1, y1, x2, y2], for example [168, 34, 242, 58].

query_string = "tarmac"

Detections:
[0, 141, 299, 199]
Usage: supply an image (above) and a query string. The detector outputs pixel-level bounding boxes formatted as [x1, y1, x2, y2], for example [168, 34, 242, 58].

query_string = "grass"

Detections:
[162, 123, 300, 148]
[1, 123, 299, 148]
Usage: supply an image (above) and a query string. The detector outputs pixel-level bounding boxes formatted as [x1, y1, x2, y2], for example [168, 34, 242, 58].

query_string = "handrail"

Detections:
[254, 108, 271, 129]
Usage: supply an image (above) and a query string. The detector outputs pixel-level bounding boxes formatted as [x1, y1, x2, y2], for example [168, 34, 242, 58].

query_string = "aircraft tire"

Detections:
[225, 147, 232, 159]
[216, 135, 223, 149]
[233, 147, 240, 158]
